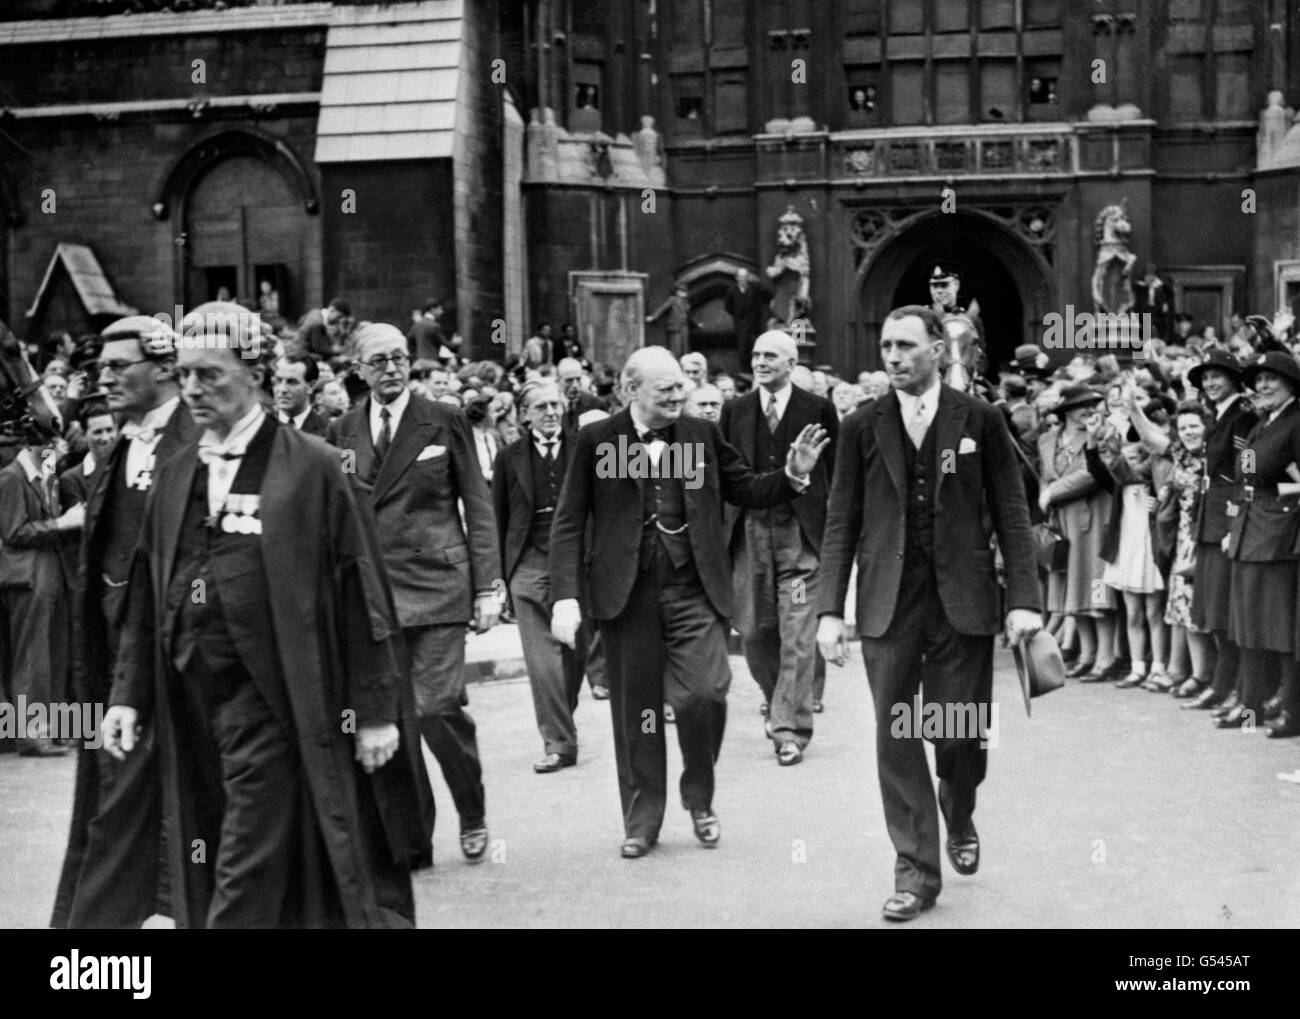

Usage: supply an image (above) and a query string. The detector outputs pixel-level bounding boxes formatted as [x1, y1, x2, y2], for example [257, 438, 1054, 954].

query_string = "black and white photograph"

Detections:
[0, 0, 1295, 965]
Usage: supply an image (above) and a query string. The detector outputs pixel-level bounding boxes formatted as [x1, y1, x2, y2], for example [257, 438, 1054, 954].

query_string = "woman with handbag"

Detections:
[1038, 385, 1119, 679]
[1220, 353, 1300, 729]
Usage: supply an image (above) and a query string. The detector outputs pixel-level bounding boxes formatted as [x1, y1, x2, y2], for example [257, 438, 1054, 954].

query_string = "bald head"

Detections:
[624, 346, 686, 427]
[752, 329, 798, 392]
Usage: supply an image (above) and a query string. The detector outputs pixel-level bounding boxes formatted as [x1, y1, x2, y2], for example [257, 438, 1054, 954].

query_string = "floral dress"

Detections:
[1163, 440, 1206, 631]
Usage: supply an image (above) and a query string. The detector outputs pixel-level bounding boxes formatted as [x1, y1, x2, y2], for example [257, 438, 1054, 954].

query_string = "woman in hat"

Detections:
[1183, 351, 1256, 710]
[1219, 353, 1300, 729]
[1038, 385, 1119, 679]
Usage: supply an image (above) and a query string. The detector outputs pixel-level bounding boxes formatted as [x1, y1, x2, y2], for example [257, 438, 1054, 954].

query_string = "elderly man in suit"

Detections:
[272, 354, 330, 436]
[100, 303, 429, 928]
[328, 322, 502, 862]
[51, 315, 200, 929]
[721, 330, 837, 765]
[493, 381, 589, 772]
[817, 305, 1042, 922]
[550, 346, 829, 858]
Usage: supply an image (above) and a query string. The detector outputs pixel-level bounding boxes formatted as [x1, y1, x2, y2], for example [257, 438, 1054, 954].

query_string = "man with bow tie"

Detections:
[101, 303, 430, 928]
[492, 381, 591, 773]
[51, 314, 198, 929]
[550, 346, 830, 858]
[327, 322, 502, 864]
[816, 306, 1042, 922]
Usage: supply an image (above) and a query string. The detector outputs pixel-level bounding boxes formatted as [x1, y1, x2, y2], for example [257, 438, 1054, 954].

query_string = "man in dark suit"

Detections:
[51, 315, 199, 929]
[817, 305, 1042, 922]
[492, 381, 588, 772]
[558, 358, 605, 432]
[328, 322, 503, 862]
[0, 420, 81, 756]
[550, 346, 829, 858]
[102, 302, 429, 928]
[723, 268, 772, 368]
[272, 354, 330, 436]
[720, 330, 837, 765]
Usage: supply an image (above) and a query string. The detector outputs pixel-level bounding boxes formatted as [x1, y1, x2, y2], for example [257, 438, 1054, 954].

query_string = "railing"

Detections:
[833, 125, 1077, 178]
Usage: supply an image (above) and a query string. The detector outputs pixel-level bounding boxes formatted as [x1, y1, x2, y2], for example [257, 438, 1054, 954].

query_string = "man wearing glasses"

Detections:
[52, 315, 198, 929]
[328, 322, 503, 863]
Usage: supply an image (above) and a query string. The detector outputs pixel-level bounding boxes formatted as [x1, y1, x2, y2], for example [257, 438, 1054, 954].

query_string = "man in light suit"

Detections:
[328, 322, 503, 862]
[720, 330, 837, 764]
[550, 346, 829, 859]
[817, 306, 1042, 922]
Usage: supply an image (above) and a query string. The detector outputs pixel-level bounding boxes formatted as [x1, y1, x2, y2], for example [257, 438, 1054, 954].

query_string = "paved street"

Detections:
[4, 636, 1299, 929]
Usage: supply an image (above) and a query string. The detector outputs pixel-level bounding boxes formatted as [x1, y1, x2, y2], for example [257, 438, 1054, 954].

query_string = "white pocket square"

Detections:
[958, 437, 978, 454]
[416, 444, 447, 461]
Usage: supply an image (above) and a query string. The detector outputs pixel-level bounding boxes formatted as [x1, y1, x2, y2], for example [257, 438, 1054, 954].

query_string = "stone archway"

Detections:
[675, 252, 759, 373]
[851, 207, 1056, 375]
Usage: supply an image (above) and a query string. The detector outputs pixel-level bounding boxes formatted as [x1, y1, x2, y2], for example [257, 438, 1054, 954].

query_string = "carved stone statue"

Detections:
[766, 206, 812, 324]
[526, 107, 560, 182]
[1258, 91, 1291, 170]
[1091, 201, 1137, 315]
[634, 115, 666, 187]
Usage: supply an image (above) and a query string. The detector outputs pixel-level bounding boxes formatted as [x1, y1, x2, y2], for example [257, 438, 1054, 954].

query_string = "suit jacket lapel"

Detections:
[342, 400, 378, 490]
[612, 409, 645, 496]
[934, 386, 970, 501]
[514, 435, 535, 512]
[873, 391, 906, 496]
[372, 397, 430, 505]
[738, 391, 759, 463]
[158, 447, 198, 596]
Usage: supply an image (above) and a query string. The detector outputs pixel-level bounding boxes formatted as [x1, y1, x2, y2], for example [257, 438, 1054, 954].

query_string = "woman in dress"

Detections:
[1038, 385, 1119, 679]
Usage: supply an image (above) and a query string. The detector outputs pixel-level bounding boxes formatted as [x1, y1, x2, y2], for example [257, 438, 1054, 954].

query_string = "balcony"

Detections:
[830, 123, 1078, 180]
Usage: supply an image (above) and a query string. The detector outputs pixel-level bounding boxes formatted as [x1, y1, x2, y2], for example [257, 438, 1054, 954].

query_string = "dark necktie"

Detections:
[640, 428, 668, 445]
[376, 406, 392, 462]
[541, 438, 557, 462]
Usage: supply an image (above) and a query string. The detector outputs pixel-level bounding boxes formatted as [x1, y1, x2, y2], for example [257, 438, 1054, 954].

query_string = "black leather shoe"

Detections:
[460, 826, 490, 863]
[533, 753, 576, 774]
[1064, 660, 1096, 679]
[1268, 712, 1300, 739]
[690, 809, 720, 847]
[946, 826, 980, 876]
[620, 835, 656, 859]
[1211, 692, 1241, 719]
[1264, 695, 1282, 721]
[1184, 687, 1224, 710]
[882, 890, 937, 922]
[776, 741, 803, 766]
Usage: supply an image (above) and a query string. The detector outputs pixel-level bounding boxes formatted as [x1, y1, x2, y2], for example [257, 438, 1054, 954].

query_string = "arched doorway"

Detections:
[856, 210, 1054, 375]
[184, 155, 306, 321]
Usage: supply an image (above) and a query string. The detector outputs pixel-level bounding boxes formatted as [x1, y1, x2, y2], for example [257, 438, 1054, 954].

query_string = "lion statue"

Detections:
[766, 206, 811, 306]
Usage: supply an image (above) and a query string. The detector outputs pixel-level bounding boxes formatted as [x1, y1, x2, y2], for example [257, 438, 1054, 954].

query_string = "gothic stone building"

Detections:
[3, 0, 1300, 377]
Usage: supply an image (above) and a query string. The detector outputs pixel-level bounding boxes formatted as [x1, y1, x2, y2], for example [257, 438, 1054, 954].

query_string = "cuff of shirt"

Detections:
[785, 466, 810, 491]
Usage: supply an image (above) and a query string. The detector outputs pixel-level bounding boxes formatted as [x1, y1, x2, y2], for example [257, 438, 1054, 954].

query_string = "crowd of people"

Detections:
[1, 272, 1296, 929]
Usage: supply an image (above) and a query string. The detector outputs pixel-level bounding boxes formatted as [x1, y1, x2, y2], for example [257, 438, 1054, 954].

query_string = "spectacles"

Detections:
[100, 358, 146, 375]
[361, 353, 410, 371]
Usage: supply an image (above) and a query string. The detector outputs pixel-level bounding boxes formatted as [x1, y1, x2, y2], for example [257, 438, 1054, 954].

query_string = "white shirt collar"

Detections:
[16, 447, 45, 484]
[279, 405, 312, 429]
[896, 376, 942, 416]
[761, 382, 794, 417]
[82, 451, 97, 476]
[370, 387, 411, 438]
[198, 403, 266, 458]
[1214, 392, 1240, 420]
[533, 430, 561, 455]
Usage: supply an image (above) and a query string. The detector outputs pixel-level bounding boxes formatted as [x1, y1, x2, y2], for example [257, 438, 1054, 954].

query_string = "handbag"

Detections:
[1033, 513, 1070, 572]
